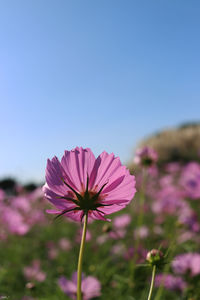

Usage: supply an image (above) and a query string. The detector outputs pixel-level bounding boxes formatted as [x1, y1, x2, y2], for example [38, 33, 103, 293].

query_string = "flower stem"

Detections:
[147, 265, 156, 300]
[77, 213, 88, 300]
[154, 231, 177, 300]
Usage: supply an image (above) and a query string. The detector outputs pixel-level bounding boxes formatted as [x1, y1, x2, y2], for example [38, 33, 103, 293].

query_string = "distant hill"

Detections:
[131, 122, 200, 167]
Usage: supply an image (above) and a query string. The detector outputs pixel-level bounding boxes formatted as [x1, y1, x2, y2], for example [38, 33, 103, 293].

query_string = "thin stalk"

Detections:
[77, 213, 88, 300]
[147, 265, 156, 300]
[154, 226, 177, 300]
[154, 248, 175, 300]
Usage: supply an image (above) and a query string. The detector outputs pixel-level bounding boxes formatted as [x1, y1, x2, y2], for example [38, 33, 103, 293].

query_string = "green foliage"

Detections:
[0, 204, 198, 300]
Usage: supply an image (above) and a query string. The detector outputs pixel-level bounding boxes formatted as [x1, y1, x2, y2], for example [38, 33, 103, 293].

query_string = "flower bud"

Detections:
[134, 146, 158, 167]
[146, 249, 164, 267]
[26, 282, 35, 289]
[102, 224, 112, 233]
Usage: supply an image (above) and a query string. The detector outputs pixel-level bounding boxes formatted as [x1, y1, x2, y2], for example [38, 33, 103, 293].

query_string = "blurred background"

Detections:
[1, 1, 200, 300]
[1, 0, 200, 183]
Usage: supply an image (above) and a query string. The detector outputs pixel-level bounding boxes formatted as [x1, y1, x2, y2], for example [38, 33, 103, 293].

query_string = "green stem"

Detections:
[147, 265, 156, 300]
[154, 227, 177, 300]
[77, 213, 88, 300]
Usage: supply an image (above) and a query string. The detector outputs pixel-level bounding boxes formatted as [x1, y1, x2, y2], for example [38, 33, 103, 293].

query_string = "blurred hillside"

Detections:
[129, 122, 200, 170]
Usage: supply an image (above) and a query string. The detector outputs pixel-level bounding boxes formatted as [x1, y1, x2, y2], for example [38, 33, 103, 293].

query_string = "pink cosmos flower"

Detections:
[0, 189, 46, 237]
[179, 162, 200, 199]
[172, 253, 200, 276]
[109, 228, 126, 240]
[108, 214, 131, 240]
[177, 231, 195, 243]
[134, 146, 158, 167]
[165, 162, 181, 174]
[58, 238, 72, 251]
[96, 234, 108, 245]
[134, 226, 149, 239]
[2, 207, 30, 235]
[46, 241, 59, 260]
[12, 196, 31, 213]
[44, 147, 136, 222]
[152, 185, 185, 215]
[124, 246, 147, 263]
[155, 274, 186, 292]
[23, 260, 46, 282]
[178, 209, 200, 232]
[113, 214, 131, 228]
[58, 272, 101, 300]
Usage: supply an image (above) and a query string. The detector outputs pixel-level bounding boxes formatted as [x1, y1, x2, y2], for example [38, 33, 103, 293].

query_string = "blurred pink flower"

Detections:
[180, 162, 200, 199]
[152, 185, 185, 215]
[113, 214, 131, 229]
[134, 226, 149, 239]
[46, 241, 59, 260]
[75, 227, 92, 243]
[172, 253, 200, 276]
[12, 196, 31, 213]
[44, 147, 136, 222]
[108, 214, 131, 240]
[155, 274, 186, 292]
[165, 162, 181, 173]
[111, 244, 126, 256]
[58, 272, 101, 299]
[96, 234, 108, 245]
[178, 209, 200, 232]
[28, 187, 44, 201]
[177, 231, 195, 243]
[124, 246, 147, 263]
[159, 175, 174, 188]
[2, 207, 30, 235]
[109, 229, 126, 239]
[134, 146, 158, 167]
[0, 189, 46, 237]
[23, 260, 46, 282]
[58, 238, 72, 251]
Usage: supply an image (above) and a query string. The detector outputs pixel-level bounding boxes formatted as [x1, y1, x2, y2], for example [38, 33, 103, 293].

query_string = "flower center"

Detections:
[61, 177, 108, 212]
[55, 177, 112, 221]
[142, 157, 153, 166]
[78, 189, 101, 211]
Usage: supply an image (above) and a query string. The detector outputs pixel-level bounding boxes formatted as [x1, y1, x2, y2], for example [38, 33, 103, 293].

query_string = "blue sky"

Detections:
[1, 0, 200, 182]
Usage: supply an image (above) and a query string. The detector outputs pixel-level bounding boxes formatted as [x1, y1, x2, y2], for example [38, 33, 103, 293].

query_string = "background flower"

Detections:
[58, 272, 101, 300]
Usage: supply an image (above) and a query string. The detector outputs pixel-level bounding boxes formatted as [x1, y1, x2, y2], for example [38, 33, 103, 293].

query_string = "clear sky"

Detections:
[0, 0, 200, 183]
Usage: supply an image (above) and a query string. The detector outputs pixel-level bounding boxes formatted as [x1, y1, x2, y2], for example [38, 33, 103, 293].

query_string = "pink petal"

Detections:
[89, 152, 121, 189]
[61, 147, 96, 192]
[45, 157, 67, 195]
[90, 211, 110, 221]
[44, 185, 74, 210]
[99, 204, 126, 214]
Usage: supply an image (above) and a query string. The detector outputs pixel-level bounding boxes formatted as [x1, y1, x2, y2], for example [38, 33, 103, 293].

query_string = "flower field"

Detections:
[0, 148, 200, 300]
